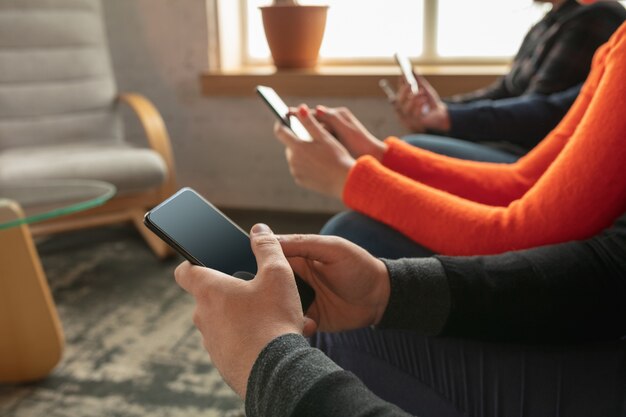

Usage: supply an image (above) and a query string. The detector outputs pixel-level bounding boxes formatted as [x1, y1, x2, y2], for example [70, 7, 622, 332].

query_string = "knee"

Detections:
[320, 211, 363, 237]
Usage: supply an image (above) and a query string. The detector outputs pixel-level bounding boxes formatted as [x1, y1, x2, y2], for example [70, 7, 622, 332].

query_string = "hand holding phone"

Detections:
[394, 52, 419, 95]
[256, 85, 312, 142]
[144, 188, 315, 312]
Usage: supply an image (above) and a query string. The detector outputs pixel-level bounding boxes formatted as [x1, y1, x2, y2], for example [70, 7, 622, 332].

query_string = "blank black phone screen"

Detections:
[147, 188, 257, 275]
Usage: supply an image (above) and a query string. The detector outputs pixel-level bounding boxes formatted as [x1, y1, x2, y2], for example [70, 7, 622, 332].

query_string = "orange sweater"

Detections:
[343, 22, 626, 256]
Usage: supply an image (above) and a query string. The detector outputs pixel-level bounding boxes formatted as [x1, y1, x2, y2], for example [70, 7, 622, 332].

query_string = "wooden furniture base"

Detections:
[0, 201, 64, 383]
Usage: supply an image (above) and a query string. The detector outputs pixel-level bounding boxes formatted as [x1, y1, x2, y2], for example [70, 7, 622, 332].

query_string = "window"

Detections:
[234, 0, 549, 67]
[436, 0, 547, 58]
[204, 0, 625, 96]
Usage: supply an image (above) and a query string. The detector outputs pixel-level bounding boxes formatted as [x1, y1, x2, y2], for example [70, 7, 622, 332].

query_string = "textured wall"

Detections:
[102, 0, 402, 213]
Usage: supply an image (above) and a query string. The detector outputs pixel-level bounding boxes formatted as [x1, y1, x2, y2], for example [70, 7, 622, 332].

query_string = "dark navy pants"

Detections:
[312, 328, 626, 417]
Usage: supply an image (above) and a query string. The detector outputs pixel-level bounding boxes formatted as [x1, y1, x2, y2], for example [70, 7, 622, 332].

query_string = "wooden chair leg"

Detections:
[0, 202, 64, 383]
[130, 209, 175, 260]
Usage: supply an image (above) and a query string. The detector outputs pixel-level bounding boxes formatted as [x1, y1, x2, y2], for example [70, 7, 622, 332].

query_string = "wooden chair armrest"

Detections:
[117, 93, 177, 195]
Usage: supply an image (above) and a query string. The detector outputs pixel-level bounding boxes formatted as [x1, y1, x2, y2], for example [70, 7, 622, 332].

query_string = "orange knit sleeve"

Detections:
[376, 41, 613, 207]
[343, 24, 626, 255]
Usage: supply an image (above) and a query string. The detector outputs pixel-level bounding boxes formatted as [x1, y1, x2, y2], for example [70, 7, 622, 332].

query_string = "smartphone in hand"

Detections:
[256, 85, 312, 142]
[144, 187, 315, 312]
[394, 53, 419, 95]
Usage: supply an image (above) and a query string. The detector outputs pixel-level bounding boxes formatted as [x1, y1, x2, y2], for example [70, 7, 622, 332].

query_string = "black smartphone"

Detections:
[394, 53, 419, 95]
[144, 187, 315, 312]
[256, 85, 312, 141]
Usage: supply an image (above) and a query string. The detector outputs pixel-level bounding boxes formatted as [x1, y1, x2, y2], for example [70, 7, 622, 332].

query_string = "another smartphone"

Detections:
[378, 79, 397, 103]
[256, 85, 312, 141]
[394, 53, 419, 95]
[144, 187, 315, 312]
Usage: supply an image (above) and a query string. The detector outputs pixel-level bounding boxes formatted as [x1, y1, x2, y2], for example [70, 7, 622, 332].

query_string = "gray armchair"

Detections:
[0, 0, 177, 258]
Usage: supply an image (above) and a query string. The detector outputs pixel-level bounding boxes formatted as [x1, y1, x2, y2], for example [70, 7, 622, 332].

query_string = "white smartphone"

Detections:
[394, 53, 419, 95]
[256, 85, 312, 142]
[379, 79, 397, 103]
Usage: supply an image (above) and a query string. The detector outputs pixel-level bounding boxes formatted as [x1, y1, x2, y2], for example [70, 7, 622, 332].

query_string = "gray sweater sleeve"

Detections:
[245, 334, 342, 417]
[377, 258, 451, 335]
[245, 334, 413, 417]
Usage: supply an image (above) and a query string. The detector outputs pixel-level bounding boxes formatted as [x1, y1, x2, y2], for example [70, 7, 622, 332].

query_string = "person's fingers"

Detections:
[302, 316, 318, 337]
[338, 107, 372, 133]
[278, 234, 346, 264]
[401, 93, 415, 116]
[250, 223, 293, 279]
[314, 105, 337, 128]
[335, 107, 353, 124]
[285, 256, 308, 278]
[294, 104, 332, 144]
[408, 95, 428, 117]
[174, 261, 234, 295]
[395, 84, 411, 112]
[400, 87, 429, 118]
[284, 147, 293, 164]
[415, 74, 439, 107]
[174, 261, 197, 293]
[315, 106, 351, 139]
[274, 121, 301, 148]
[415, 74, 433, 92]
[415, 74, 428, 91]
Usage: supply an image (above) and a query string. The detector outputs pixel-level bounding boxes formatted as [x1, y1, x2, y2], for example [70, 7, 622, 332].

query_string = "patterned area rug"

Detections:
[0, 225, 245, 417]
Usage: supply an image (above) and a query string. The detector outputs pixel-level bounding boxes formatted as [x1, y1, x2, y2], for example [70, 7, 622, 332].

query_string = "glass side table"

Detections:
[0, 180, 116, 383]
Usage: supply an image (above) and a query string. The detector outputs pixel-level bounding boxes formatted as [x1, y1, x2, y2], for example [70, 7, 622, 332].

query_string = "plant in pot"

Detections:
[260, 0, 329, 69]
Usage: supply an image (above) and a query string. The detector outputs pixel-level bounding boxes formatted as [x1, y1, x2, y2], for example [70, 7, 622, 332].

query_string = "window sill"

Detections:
[200, 65, 508, 97]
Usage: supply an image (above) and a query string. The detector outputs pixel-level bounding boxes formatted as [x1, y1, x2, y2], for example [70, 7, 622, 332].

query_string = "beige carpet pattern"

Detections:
[0, 225, 244, 417]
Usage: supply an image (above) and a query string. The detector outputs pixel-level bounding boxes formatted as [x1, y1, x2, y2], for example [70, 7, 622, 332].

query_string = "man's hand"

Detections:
[174, 224, 312, 399]
[274, 104, 356, 199]
[279, 234, 391, 334]
[395, 74, 451, 134]
[313, 105, 388, 161]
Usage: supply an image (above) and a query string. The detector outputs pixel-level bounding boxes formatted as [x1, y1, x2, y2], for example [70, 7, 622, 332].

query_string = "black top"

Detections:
[246, 212, 626, 417]
[448, 1, 626, 103]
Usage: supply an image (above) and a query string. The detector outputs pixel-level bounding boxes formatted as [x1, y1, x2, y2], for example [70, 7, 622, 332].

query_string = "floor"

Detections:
[221, 208, 334, 235]
[0, 209, 335, 417]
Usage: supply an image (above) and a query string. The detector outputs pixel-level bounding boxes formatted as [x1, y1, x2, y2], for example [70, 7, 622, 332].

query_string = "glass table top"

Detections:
[0, 180, 116, 230]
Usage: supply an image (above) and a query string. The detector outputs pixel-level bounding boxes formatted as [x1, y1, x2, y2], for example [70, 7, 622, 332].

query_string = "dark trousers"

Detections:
[312, 328, 626, 417]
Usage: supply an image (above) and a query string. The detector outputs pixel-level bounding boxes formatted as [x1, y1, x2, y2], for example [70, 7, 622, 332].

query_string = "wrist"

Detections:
[240, 327, 302, 398]
[439, 104, 451, 132]
[335, 157, 356, 199]
[370, 139, 388, 162]
[424, 104, 451, 133]
[372, 259, 391, 326]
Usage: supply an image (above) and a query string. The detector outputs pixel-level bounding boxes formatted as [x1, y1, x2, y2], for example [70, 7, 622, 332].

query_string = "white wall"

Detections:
[102, 0, 401, 213]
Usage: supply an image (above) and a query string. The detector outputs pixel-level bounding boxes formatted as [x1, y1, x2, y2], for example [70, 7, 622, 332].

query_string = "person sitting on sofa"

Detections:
[174, 212, 626, 417]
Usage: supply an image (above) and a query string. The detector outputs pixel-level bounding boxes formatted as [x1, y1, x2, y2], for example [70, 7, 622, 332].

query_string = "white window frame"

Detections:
[208, 0, 543, 71]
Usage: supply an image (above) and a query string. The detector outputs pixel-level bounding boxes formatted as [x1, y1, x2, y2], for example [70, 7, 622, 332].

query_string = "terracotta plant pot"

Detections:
[260, 5, 329, 69]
